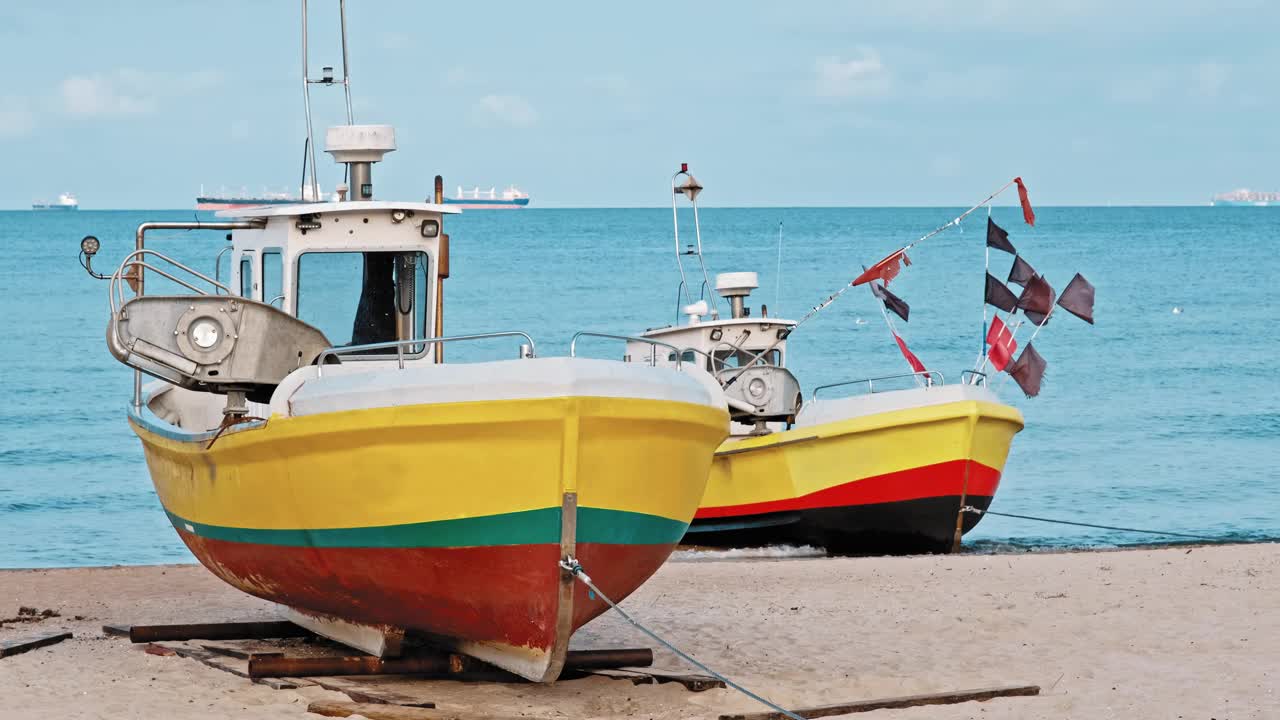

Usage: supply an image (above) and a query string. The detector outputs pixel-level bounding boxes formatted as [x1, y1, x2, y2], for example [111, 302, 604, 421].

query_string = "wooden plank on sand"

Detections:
[0, 631, 72, 658]
[306, 700, 525, 720]
[200, 640, 286, 660]
[102, 624, 132, 637]
[129, 620, 309, 643]
[718, 684, 1042, 720]
[308, 677, 436, 708]
[642, 667, 726, 692]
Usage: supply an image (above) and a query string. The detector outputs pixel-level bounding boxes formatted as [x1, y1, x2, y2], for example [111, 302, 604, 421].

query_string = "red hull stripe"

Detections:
[696, 459, 1001, 520]
[164, 506, 687, 549]
[177, 531, 672, 649]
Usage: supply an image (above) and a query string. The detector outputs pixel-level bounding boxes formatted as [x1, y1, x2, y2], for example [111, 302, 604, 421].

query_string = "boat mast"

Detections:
[671, 164, 718, 319]
[301, 0, 356, 201]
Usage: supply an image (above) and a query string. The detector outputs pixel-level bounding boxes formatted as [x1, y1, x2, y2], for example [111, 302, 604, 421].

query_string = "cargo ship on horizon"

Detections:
[1211, 188, 1279, 207]
[443, 185, 530, 209]
[195, 185, 327, 210]
[32, 192, 78, 210]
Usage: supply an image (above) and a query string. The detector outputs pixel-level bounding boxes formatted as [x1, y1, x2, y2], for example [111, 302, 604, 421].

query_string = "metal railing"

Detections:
[316, 331, 537, 376]
[568, 331, 685, 368]
[962, 370, 988, 386]
[110, 249, 230, 315]
[811, 371, 945, 400]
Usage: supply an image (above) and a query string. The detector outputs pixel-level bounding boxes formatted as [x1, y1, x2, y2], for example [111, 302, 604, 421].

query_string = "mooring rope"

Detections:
[559, 558, 806, 720]
[961, 506, 1223, 542]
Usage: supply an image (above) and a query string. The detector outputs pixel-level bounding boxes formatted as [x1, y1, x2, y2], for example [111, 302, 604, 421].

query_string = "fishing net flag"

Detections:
[986, 217, 1017, 254]
[986, 316, 1017, 372]
[1057, 272, 1096, 324]
[893, 333, 927, 373]
[852, 248, 911, 287]
[1007, 255, 1036, 288]
[1007, 342, 1047, 397]
[985, 272, 1019, 313]
[871, 282, 910, 322]
[1016, 274, 1056, 317]
[1014, 176, 1036, 226]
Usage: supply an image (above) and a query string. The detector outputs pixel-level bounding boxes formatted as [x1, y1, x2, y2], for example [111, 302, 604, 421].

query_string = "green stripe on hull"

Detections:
[165, 506, 687, 549]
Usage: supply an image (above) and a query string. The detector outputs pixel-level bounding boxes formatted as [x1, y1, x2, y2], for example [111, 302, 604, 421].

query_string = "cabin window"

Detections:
[666, 350, 698, 365]
[711, 348, 781, 372]
[296, 251, 432, 351]
[238, 253, 254, 298]
[261, 249, 283, 307]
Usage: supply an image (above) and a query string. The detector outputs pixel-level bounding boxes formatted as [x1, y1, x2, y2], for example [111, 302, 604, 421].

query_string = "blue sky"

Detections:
[2, 1, 1277, 208]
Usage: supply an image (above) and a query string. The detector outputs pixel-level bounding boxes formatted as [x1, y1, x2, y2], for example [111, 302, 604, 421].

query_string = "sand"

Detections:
[1, 543, 1276, 719]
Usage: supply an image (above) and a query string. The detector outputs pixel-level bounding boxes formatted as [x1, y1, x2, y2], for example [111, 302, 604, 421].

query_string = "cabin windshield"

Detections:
[712, 348, 781, 372]
[296, 251, 431, 350]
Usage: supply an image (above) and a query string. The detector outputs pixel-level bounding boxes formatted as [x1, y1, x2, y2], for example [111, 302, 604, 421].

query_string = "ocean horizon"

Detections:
[2, 205, 1276, 567]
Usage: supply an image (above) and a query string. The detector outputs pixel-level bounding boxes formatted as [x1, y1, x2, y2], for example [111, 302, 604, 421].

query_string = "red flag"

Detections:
[893, 333, 927, 373]
[986, 316, 1017, 372]
[852, 248, 910, 286]
[1014, 177, 1035, 227]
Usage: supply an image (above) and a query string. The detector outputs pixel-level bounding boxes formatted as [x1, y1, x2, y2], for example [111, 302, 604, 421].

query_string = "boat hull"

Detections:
[686, 386, 1023, 554]
[131, 387, 725, 680]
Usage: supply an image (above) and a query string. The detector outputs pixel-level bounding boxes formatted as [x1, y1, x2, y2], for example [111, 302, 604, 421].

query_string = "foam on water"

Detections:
[2, 206, 1277, 567]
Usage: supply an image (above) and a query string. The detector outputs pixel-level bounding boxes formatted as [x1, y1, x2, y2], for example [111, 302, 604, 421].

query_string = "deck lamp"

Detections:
[80, 235, 100, 256]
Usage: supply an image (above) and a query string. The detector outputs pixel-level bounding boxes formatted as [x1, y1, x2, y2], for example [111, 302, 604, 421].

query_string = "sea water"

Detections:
[1, 206, 1276, 567]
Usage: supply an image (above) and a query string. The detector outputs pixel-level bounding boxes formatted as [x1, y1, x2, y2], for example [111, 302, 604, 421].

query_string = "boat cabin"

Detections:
[628, 271, 802, 433]
[94, 125, 464, 424]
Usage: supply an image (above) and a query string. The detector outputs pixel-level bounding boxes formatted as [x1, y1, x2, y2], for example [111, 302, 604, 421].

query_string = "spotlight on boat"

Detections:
[80, 235, 100, 256]
[420, 218, 440, 237]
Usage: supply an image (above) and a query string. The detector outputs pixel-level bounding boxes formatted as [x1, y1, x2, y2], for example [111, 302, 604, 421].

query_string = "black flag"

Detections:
[1017, 274, 1056, 317]
[871, 282, 910, 322]
[986, 217, 1017, 254]
[1007, 255, 1036, 287]
[1024, 309, 1051, 327]
[1057, 273, 1095, 324]
[1007, 343, 1047, 398]
[985, 273, 1019, 313]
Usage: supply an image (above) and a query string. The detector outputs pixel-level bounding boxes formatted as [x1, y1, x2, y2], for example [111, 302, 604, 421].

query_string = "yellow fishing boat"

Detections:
[625, 165, 1024, 553]
[76, 8, 726, 682]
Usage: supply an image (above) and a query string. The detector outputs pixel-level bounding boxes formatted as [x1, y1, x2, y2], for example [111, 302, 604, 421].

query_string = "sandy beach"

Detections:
[1, 543, 1275, 719]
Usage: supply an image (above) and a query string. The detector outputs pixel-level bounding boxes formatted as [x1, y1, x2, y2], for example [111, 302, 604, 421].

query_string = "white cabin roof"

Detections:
[642, 316, 797, 339]
[216, 200, 460, 218]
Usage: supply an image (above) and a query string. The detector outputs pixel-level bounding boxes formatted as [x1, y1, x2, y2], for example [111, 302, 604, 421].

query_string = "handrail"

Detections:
[119, 219, 264, 410]
[962, 370, 988, 386]
[569, 331, 684, 368]
[214, 245, 234, 293]
[316, 331, 537, 376]
[110, 249, 231, 316]
[811, 371, 945, 400]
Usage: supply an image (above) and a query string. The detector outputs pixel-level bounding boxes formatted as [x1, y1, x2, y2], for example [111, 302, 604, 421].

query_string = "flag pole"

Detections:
[870, 287, 925, 387]
[976, 205, 992, 376]
[994, 310, 1052, 391]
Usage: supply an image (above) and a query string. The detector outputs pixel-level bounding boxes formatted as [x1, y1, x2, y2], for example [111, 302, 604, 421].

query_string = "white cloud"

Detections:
[815, 49, 891, 100]
[473, 94, 538, 127]
[59, 69, 222, 117]
[0, 98, 35, 138]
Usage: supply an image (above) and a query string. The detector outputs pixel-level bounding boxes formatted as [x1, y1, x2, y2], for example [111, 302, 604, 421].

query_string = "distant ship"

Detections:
[443, 185, 530, 209]
[1211, 189, 1279, 207]
[196, 185, 326, 211]
[32, 192, 78, 211]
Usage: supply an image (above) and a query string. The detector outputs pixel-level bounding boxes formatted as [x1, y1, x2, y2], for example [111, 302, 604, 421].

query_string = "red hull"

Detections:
[176, 529, 671, 650]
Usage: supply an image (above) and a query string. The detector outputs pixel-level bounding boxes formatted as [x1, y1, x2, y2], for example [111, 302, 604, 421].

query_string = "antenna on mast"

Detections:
[301, 0, 356, 201]
[672, 163, 718, 320]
